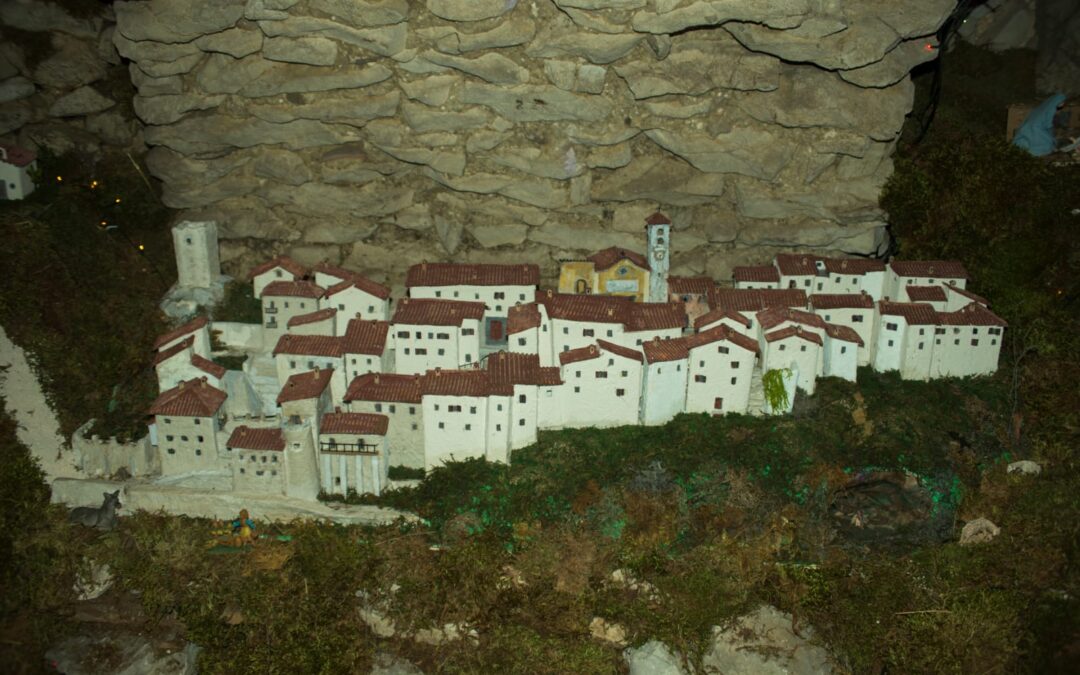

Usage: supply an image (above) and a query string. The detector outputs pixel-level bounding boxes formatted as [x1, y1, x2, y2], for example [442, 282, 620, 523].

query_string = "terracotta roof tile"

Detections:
[312, 261, 356, 283]
[148, 377, 226, 417]
[423, 369, 497, 397]
[536, 290, 633, 324]
[153, 315, 208, 350]
[774, 253, 826, 276]
[733, 265, 780, 283]
[823, 258, 886, 274]
[642, 337, 689, 363]
[889, 260, 969, 279]
[323, 275, 391, 301]
[190, 354, 226, 378]
[938, 303, 1008, 327]
[288, 307, 337, 328]
[668, 276, 714, 295]
[644, 211, 670, 225]
[560, 344, 601, 365]
[345, 373, 423, 404]
[586, 247, 650, 272]
[686, 325, 760, 354]
[809, 293, 874, 310]
[756, 307, 827, 332]
[597, 339, 644, 363]
[824, 323, 864, 346]
[765, 326, 823, 346]
[277, 368, 334, 404]
[261, 279, 325, 299]
[507, 302, 542, 335]
[945, 285, 989, 306]
[320, 412, 389, 436]
[709, 287, 807, 312]
[624, 302, 685, 332]
[487, 351, 562, 386]
[406, 262, 539, 287]
[273, 334, 343, 358]
[392, 298, 486, 326]
[248, 255, 306, 280]
[878, 301, 941, 325]
[0, 144, 37, 167]
[153, 335, 194, 366]
[905, 285, 947, 303]
[341, 319, 389, 356]
[693, 307, 752, 330]
[226, 425, 285, 452]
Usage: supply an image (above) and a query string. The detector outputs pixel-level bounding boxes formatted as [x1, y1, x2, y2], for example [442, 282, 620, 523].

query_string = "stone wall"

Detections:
[114, 0, 956, 283]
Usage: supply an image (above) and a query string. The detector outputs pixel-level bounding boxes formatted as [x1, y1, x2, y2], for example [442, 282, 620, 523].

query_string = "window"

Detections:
[194, 418, 201, 426]
[621, 370, 628, 378]
[972, 328, 979, 335]
[935, 339, 941, 345]
[971, 339, 979, 347]
[677, 364, 681, 371]
[519, 294, 525, 301]
[888, 340, 894, 347]
[307, 360, 315, 369]
[397, 330, 409, 338]
[274, 269, 282, 277]
[886, 322, 898, 331]
[181, 435, 189, 442]
[518, 337, 526, 346]
[991, 339, 997, 345]
[989, 328, 1002, 336]
[731, 377, 737, 385]
[496, 424, 501, 431]
[852, 315, 864, 323]
[438, 422, 445, 429]
[695, 375, 707, 383]
[519, 419, 525, 426]
[718, 346, 729, 354]
[239, 467, 245, 474]
[368, 305, 374, 313]
[497, 404, 503, 411]
[415, 348, 427, 355]
[518, 394, 526, 403]
[804, 280, 810, 287]
[272, 455, 278, 463]
[918, 342, 924, 350]
[606, 330, 613, 337]
[935, 328, 946, 335]
[730, 361, 739, 369]
[465, 354, 472, 362]
[583, 328, 594, 337]
[437, 332, 449, 340]
[919, 328, 925, 336]
[495, 292, 505, 300]
[289, 360, 297, 369]
[563, 327, 569, 335]
[574, 386, 580, 393]
[825, 314, 831, 321]
[197, 435, 204, 443]
[779, 344, 786, 351]
[404, 347, 410, 355]
[338, 303, 345, 311]
[284, 302, 290, 309]
[464, 424, 472, 431]
[453, 291, 459, 297]
[470, 406, 477, 414]
[166, 435, 174, 442]
[954, 339, 959, 345]
[411, 423, 418, 430]
[435, 290, 442, 298]
[840, 346, 847, 354]
[437, 348, 445, 355]
[616, 388, 625, 397]
[800, 345, 807, 352]
[448, 405, 462, 413]
[414, 331, 422, 339]
[409, 406, 416, 415]
[167, 448, 175, 454]
[596, 371, 608, 378]
[389, 405, 396, 414]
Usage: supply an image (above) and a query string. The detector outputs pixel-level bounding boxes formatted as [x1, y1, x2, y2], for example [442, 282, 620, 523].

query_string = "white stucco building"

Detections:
[0, 143, 36, 200]
[317, 411, 390, 497]
[640, 338, 688, 426]
[341, 319, 392, 380]
[148, 377, 227, 477]
[391, 298, 485, 375]
[808, 294, 875, 366]
[172, 221, 222, 291]
[249, 255, 307, 299]
[344, 373, 425, 469]
[288, 307, 338, 337]
[321, 275, 392, 330]
[557, 340, 644, 429]
[761, 327, 823, 394]
[685, 326, 759, 415]
[873, 301, 940, 380]
[822, 324, 863, 382]
[272, 334, 347, 405]
[886, 260, 969, 300]
[261, 279, 326, 345]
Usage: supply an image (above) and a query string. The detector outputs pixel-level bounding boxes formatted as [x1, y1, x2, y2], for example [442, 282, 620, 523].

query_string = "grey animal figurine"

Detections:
[68, 490, 122, 530]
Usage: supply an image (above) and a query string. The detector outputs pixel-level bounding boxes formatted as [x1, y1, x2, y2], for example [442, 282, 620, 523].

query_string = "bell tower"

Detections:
[645, 211, 670, 303]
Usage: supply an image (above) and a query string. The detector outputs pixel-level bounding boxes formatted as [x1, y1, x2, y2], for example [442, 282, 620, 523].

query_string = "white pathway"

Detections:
[0, 324, 81, 479]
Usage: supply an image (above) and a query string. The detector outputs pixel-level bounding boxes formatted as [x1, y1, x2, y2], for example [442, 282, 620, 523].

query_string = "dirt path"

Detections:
[0, 324, 81, 479]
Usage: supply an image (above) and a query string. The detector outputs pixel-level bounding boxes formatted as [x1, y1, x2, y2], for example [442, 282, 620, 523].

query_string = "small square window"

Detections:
[971, 339, 979, 346]
[465, 424, 471, 431]
[616, 388, 625, 397]
[438, 422, 445, 429]
[389, 404, 396, 414]
[574, 386, 581, 393]
[800, 345, 807, 352]
[695, 375, 706, 383]
[518, 394, 526, 403]
[496, 424, 501, 431]
[518, 419, 525, 426]
[730, 377, 737, 385]
[730, 361, 739, 369]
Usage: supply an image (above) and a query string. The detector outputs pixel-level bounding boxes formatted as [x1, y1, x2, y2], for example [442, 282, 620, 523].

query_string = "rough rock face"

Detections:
[113, 0, 956, 281]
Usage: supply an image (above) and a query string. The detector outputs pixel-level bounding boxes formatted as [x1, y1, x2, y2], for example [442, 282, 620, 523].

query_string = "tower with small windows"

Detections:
[282, 419, 321, 501]
[645, 212, 671, 303]
[172, 220, 221, 290]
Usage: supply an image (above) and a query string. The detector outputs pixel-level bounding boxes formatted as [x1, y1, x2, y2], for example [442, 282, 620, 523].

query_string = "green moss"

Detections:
[762, 368, 791, 412]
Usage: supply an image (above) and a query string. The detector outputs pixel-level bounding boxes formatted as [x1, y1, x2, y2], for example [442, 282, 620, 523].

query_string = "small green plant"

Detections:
[388, 465, 425, 480]
[762, 368, 791, 412]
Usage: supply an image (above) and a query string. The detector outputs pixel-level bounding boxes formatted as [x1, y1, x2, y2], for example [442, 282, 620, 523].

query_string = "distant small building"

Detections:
[344, 373, 424, 469]
[901, 285, 948, 310]
[822, 324, 863, 382]
[733, 265, 781, 290]
[148, 377, 227, 476]
[153, 315, 212, 358]
[249, 255, 307, 299]
[641, 338, 689, 426]
[272, 334, 347, 405]
[0, 143, 36, 200]
[761, 327, 823, 394]
[261, 279, 325, 344]
[932, 304, 1007, 378]
[808, 293, 875, 366]
[172, 221, 222, 291]
[391, 298, 485, 375]
[873, 301, 940, 380]
[318, 411, 390, 496]
[288, 307, 338, 337]
[341, 319, 392, 381]
[684, 326, 759, 415]
[320, 275, 392, 331]
[886, 260, 968, 300]
[557, 340, 643, 429]
[559, 247, 651, 303]
[227, 426, 286, 496]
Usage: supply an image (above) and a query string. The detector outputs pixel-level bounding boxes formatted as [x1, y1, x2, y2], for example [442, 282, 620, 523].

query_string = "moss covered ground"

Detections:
[0, 45, 1077, 673]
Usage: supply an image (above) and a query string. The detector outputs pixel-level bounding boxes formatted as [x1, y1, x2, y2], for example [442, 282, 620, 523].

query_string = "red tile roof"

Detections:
[642, 337, 689, 363]
[809, 293, 874, 310]
[148, 377, 226, 417]
[226, 425, 285, 452]
[939, 303, 1008, 327]
[587, 247, 650, 272]
[905, 285, 947, 303]
[756, 307, 827, 332]
[486, 351, 562, 387]
[320, 411, 388, 436]
[686, 325, 760, 354]
[312, 261, 357, 283]
[153, 315, 209, 350]
[190, 354, 226, 378]
[262, 279, 325, 299]
[878, 301, 941, 325]
[823, 258, 885, 274]
[277, 368, 334, 404]
[406, 262, 540, 287]
[248, 255, 306, 280]
[693, 307, 752, 331]
[423, 368, 496, 397]
[345, 373, 423, 404]
[774, 253, 825, 276]
[765, 326, 823, 346]
[324, 276, 392, 301]
[288, 307, 337, 328]
[668, 276, 714, 296]
[944, 285, 989, 306]
[709, 288, 807, 313]
[733, 265, 780, 283]
[597, 339, 644, 363]
[341, 319, 389, 356]
[507, 302, 542, 335]
[823, 323, 864, 346]
[560, 344, 602, 365]
[153, 335, 194, 366]
[889, 260, 969, 279]
[644, 211, 670, 225]
[392, 298, 486, 326]
[624, 302, 686, 332]
[0, 144, 36, 167]
[536, 290, 633, 324]
[273, 334, 343, 358]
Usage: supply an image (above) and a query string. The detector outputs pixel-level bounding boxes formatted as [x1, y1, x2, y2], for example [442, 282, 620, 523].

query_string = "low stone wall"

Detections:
[212, 320, 264, 351]
[72, 420, 159, 478]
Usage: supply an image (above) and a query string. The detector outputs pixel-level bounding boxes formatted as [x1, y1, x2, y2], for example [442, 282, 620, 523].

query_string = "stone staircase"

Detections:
[747, 363, 765, 416]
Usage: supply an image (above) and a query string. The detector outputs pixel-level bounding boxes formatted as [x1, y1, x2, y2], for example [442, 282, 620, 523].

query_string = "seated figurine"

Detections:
[1013, 94, 1078, 156]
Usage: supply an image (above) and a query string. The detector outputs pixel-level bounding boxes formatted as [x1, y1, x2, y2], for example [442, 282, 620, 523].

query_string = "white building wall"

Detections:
[0, 159, 36, 199]
[422, 394, 489, 469]
[933, 325, 1003, 378]
[158, 325, 212, 359]
[232, 448, 285, 495]
[282, 420, 321, 501]
[900, 324, 935, 381]
[873, 313, 907, 373]
[262, 295, 319, 346]
[558, 354, 642, 429]
[886, 273, 967, 300]
[321, 286, 390, 331]
[734, 280, 780, 290]
[537, 384, 563, 429]
[318, 434, 388, 496]
[172, 221, 220, 290]
[763, 338, 821, 394]
[253, 267, 299, 300]
[508, 384, 538, 451]
[509, 327, 539, 360]
[411, 284, 533, 317]
[157, 415, 221, 476]
[348, 400, 425, 469]
[486, 395, 512, 464]
[289, 317, 336, 337]
[551, 319, 624, 358]
[343, 352, 387, 382]
[822, 337, 858, 382]
[393, 319, 481, 375]
[696, 316, 755, 338]
[641, 360, 688, 425]
[685, 343, 756, 415]
[811, 307, 873, 366]
[620, 327, 683, 349]
[156, 348, 195, 392]
[274, 357, 345, 405]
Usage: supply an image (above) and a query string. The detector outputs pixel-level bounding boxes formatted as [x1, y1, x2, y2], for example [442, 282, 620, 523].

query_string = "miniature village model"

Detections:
[123, 212, 1008, 508]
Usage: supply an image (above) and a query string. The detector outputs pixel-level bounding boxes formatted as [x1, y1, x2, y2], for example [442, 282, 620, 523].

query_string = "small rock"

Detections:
[702, 605, 834, 674]
[1007, 460, 1041, 476]
[0, 76, 35, 104]
[590, 616, 628, 647]
[624, 640, 689, 675]
[959, 518, 1000, 546]
[49, 85, 115, 117]
[74, 563, 113, 601]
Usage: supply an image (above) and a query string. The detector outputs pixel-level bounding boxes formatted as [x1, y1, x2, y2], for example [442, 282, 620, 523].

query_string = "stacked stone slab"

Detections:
[114, 0, 957, 282]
